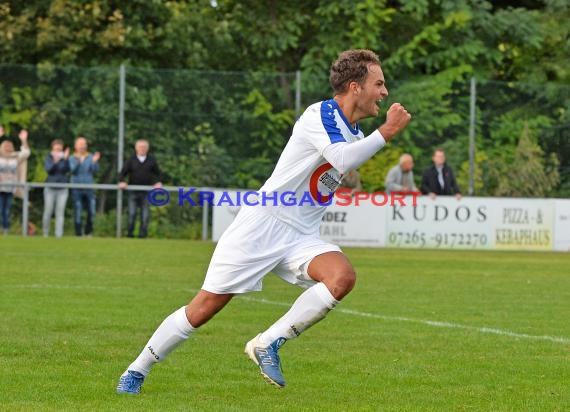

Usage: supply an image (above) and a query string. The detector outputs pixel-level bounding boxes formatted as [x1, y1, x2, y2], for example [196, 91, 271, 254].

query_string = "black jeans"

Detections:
[127, 191, 150, 238]
[0, 192, 13, 230]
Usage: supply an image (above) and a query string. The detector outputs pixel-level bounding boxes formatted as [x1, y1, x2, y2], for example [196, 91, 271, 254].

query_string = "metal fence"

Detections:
[2, 182, 217, 239]
[1, 64, 569, 238]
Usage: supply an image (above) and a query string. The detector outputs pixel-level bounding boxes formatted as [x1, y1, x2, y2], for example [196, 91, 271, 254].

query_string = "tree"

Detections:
[1, 0, 568, 202]
[490, 123, 559, 197]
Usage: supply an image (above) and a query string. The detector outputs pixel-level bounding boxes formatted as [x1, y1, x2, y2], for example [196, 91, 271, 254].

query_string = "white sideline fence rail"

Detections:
[0, 182, 218, 240]
[3, 183, 570, 251]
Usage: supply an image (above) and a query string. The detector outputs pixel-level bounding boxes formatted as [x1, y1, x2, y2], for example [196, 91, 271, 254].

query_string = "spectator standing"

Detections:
[69, 136, 101, 237]
[420, 148, 461, 199]
[0, 129, 30, 235]
[385, 153, 417, 194]
[43, 139, 70, 237]
[118, 139, 162, 238]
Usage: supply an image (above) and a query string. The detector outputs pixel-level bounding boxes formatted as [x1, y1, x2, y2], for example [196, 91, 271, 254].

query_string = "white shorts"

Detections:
[202, 207, 341, 294]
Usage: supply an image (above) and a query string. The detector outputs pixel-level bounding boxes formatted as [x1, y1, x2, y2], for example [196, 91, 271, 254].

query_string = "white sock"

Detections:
[258, 282, 339, 346]
[128, 306, 195, 376]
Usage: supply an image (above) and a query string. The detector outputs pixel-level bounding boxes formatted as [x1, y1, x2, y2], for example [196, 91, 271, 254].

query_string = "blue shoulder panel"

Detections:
[320, 100, 346, 144]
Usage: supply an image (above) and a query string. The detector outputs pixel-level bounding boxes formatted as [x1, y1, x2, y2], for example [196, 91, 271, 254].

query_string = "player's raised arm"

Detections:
[321, 105, 411, 174]
[379, 103, 411, 142]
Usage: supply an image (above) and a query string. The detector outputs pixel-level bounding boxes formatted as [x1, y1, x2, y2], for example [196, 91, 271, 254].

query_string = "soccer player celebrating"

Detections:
[117, 49, 411, 393]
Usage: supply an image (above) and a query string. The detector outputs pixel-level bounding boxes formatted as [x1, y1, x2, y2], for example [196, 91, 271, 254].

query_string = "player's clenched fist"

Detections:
[379, 103, 412, 142]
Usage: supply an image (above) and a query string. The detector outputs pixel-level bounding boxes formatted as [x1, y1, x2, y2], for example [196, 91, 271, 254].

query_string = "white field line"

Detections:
[236, 295, 570, 345]
[8, 283, 110, 290]
[9, 283, 570, 345]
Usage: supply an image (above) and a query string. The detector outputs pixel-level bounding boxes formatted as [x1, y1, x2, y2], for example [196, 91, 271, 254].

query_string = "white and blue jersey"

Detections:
[203, 99, 386, 293]
[257, 99, 365, 234]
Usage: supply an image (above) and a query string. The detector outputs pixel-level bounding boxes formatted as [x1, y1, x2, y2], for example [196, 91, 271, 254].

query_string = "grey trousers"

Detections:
[43, 187, 69, 237]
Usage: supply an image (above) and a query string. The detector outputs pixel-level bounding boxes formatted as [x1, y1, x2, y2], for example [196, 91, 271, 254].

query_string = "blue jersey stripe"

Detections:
[330, 99, 360, 135]
[320, 100, 347, 144]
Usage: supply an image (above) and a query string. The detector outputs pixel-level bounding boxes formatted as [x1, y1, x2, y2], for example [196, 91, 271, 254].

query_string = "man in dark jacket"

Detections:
[420, 149, 461, 199]
[118, 139, 162, 238]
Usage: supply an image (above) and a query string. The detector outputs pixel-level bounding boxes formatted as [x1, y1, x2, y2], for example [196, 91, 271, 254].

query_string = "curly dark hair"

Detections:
[329, 49, 381, 94]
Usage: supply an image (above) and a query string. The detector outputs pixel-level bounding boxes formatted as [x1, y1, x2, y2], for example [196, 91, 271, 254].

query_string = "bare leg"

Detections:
[306, 251, 356, 299]
[185, 290, 234, 327]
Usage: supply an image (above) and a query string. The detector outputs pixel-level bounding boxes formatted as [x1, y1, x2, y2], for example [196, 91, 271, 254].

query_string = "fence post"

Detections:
[116, 64, 126, 238]
[201, 198, 209, 241]
[21, 184, 29, 237]
[468, 77, 476, 196]
[295, 70, 301, 118]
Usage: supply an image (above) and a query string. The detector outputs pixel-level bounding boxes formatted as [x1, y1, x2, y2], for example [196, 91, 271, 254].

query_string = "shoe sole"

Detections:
[116, 389, 140, 395]
[244, 338, 285, 388]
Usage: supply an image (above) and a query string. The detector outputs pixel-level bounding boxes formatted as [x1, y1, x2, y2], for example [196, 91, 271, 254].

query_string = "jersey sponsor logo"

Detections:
[309, 162, 341, 203]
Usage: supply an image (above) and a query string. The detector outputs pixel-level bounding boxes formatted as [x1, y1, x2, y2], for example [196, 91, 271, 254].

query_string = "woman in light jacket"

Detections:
[0, 129, 30, 235]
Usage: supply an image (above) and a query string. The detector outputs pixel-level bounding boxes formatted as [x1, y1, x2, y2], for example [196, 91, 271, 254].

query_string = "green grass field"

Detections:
[1, 237, 569, 411]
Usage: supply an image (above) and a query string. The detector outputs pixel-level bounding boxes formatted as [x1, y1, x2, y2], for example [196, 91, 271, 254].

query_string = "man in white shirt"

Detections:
[117, 49, 411, 394]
